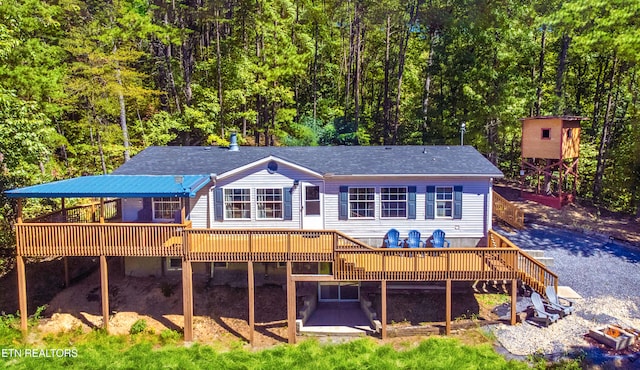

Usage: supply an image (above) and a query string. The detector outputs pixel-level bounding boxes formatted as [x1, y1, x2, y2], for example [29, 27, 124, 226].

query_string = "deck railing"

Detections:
[487, 230, 557, 293]
[492, 190, 524, 229]
[15, 222, 187, 257]
[13, 224, 555, 291]
[185, 229, 335, 262]
[27, 199, 121, 223]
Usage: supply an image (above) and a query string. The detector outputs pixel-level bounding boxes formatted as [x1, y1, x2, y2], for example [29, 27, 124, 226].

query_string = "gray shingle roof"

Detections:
[112, 145, 503, 177]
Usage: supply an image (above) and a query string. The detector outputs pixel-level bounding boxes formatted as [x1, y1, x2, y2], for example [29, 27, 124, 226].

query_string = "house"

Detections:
[5, 139, 557, 343]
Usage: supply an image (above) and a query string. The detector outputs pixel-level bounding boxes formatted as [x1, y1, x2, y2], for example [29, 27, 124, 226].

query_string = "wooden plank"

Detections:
[290, 274, 335, 282]
[100, 255, 109, 332]
[16, 255, 27, 332]
[511, 279, 517, 325]
[381, 280, 387, 340]
[286, 261, 296, 344]
[182, 260, 193, 341]
[248, 261, 255, 346]
[445, 279, 451, 335]
[64, 257, 70, 287]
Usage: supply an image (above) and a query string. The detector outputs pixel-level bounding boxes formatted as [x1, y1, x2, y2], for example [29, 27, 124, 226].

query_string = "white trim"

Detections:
[380, 186, 408, 219]
[223, 188, 252, 220]
[216, 155, 324, 180]
[152, 197, 181, 221]
[347, 187, 375, 219]
[256, 188, 284, 220]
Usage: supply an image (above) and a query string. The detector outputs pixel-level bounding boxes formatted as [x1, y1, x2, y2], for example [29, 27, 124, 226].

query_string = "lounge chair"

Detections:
[429, 229, 450, 248]
[545, 286, 575, 316]
[529, 292, 560, 326]
[383, 229, 402, 248]
[405, 230, 424, 248]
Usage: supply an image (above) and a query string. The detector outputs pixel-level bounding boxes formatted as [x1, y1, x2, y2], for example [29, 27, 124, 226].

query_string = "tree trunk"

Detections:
[554, 33, 570, 115]
[113, 45, 130, 162]
[383, 13, 391, 144]
[593, 55, 618, 200]
[353, 3, 362, 144]
[534, 25, 546, 116]
[422, 29, 435, 144]
[215, 6, 224, 137]
[392, 0, 419, 144]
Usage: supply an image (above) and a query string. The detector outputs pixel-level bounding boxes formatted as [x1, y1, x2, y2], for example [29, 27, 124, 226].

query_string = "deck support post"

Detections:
[99, 198, 105, 223]
[248, 261, 255, 346]
[182, 259, 193, 341]
[445, 279, 451, 335]
[17, 255, 28, 332]
[16, 198, 27, 333]
[381, 280, 387, 339]
[510, 279, 518, 325]
[100, 255, 109, 332]
[64, 257, 70, 288]
[286, 261, 296, 344]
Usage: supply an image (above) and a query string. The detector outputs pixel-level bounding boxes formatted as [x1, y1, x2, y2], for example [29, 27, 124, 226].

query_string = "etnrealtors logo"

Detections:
[1, 348, 78, 358]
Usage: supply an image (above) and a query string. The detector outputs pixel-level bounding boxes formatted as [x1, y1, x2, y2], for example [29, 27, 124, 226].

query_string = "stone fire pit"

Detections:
[588, 325, 638, 351]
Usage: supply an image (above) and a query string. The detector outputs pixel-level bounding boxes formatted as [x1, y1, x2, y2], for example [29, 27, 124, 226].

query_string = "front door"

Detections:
[301, 184, 323, 229]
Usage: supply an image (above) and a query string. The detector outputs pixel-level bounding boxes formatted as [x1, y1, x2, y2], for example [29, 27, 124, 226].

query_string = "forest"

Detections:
[0, 0, 639, 237]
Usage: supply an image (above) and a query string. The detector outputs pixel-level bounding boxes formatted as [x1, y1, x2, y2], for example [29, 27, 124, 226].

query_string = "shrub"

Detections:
[129, 319, 148, 335]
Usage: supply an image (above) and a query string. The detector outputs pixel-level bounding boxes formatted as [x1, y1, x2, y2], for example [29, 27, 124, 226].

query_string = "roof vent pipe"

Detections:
[229, 132, 239, 151]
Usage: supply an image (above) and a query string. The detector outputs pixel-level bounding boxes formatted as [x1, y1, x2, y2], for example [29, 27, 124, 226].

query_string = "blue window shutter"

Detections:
[214, 187, 224, 221]
[453, 185, 463, 219]
[339, 186, 348, 220]
[283, 187, 293, 220]
[425, 186, 435, 219]
[408, 186, 416, 219]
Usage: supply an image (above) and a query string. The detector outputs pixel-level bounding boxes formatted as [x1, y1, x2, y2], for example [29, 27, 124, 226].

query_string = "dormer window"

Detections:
[541, 128, 551, 140]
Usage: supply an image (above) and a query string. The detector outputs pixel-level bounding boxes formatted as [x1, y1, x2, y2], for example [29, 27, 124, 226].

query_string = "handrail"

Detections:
[27, 199, 120, 223]
[15, 222, 188, 257]
[492, 190, 524, 229]
[487, 230, 557, 294]
[13, 223, 557, 292]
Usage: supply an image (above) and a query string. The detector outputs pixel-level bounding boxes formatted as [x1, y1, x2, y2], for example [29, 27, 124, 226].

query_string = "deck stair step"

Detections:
[521, 249, 554, 267]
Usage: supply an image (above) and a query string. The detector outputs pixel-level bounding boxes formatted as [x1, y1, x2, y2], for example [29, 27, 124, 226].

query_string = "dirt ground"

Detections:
[3, 183, 638, 348]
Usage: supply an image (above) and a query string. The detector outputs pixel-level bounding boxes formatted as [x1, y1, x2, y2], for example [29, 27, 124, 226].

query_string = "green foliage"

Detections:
[0, 0, 637, 215]
[0, 334, 534, 369]
[129, 319, 148, 335]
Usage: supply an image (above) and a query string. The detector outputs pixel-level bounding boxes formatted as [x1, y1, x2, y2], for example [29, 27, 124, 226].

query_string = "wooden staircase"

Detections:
[492, 190, 525, 229]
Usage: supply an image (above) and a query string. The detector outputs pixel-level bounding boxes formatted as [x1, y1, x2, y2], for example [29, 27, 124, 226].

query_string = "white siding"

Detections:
[210, 162, 322, 229]
[323, 177, 491, 240]
[188, 186, 209, 228]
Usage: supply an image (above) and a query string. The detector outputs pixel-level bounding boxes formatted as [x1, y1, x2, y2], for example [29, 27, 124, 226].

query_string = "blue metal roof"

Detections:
[4, 175, 211, 198]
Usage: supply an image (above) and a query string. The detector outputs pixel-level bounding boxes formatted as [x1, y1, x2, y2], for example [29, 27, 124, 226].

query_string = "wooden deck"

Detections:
[12, 202, 556, 343]
[14, 222, 556, 291]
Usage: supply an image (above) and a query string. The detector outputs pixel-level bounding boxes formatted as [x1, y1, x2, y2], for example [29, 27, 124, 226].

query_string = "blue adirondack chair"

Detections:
[383, 229, 402, 248]
[406, 230, 424, 248]
[429, 229, 450, 248]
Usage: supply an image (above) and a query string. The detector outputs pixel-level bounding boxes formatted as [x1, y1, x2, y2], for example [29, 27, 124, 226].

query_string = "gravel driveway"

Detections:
[491, 224, 640, 365]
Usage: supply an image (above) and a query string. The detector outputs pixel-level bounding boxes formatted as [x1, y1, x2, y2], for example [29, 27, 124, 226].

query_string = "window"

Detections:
[541, 128, 551, 139]
[381, 187, 407, 218]
[167, 258, 182, 271]
[305, 186, 321, 216]
[436, 187, 453, 218]
[152, 197, 181, 220]
[224, 189, 251, 219]
[567, 128, 573, 138]
[256, 188, 283, 219]
[349, 187, 375, 218]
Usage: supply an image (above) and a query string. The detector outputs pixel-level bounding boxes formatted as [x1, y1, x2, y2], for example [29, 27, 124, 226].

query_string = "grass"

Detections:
[0, 312, 581, 369]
